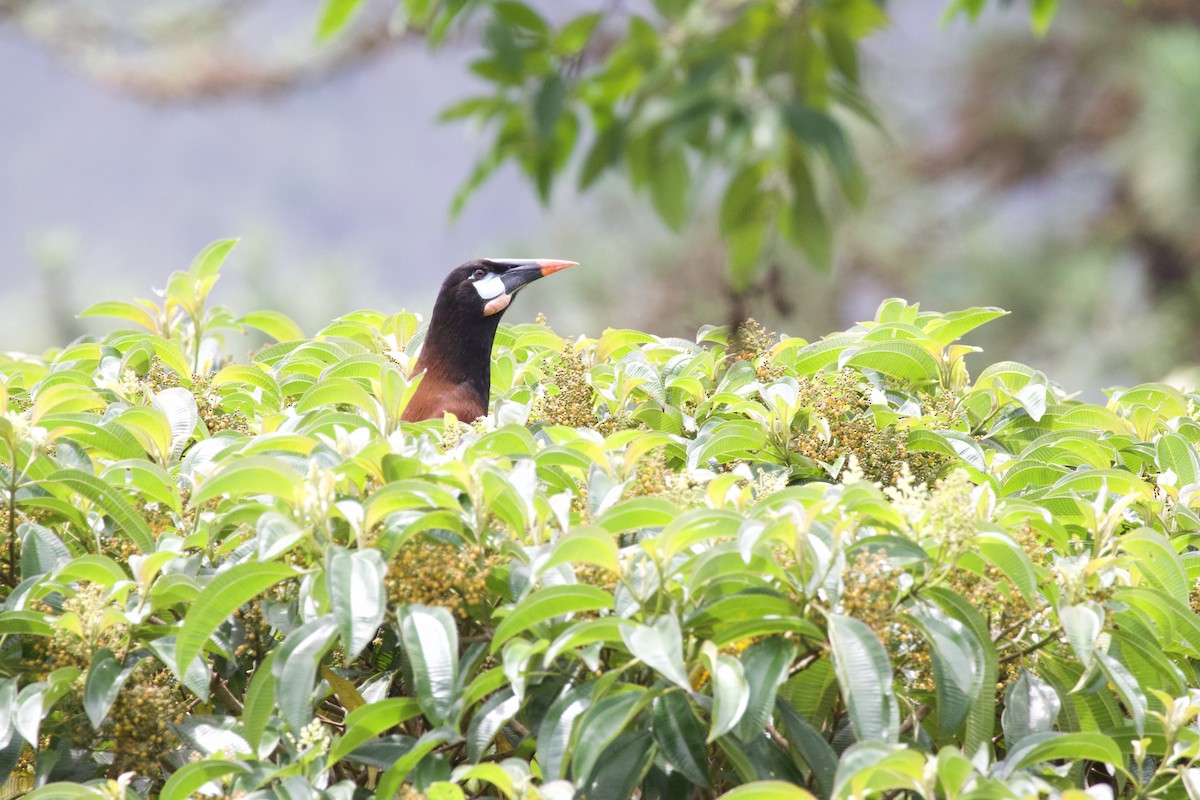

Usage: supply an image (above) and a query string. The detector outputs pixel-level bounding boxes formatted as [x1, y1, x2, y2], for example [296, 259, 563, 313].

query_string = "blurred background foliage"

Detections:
[0, 0, 1197, 395]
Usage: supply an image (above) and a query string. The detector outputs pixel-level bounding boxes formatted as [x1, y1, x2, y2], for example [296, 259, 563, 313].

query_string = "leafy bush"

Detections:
[1, 240, 1199, 799]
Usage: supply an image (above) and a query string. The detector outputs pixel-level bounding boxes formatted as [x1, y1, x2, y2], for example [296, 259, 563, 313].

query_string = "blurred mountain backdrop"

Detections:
[0, 0, 1197, 397]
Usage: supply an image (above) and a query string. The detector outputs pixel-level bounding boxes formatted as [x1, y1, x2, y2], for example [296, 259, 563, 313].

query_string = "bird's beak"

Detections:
[495, 259, 579, 295]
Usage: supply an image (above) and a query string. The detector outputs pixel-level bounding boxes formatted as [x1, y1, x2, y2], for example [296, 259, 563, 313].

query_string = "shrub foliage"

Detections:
[1, 241, 1199, 799]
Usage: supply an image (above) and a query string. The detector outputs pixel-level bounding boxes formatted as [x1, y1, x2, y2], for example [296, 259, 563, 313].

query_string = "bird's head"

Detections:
[406, 256, 579, 420]
[441, 258, 579, 319]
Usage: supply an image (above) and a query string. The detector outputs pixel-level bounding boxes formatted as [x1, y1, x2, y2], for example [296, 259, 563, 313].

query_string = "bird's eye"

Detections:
[472, 268, 487, 280]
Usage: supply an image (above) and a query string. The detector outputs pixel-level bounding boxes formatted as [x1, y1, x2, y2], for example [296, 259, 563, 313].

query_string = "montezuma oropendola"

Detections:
[402, 258, 578, 422]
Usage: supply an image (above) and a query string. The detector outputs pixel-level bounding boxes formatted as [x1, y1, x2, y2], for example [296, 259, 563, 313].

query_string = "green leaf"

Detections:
[780, 155, 832, 270]
[716, 781, 817, 800]
[189, 455, 303, 507]
[999, 732, 1126, 779]
[327, 546, 387, 660]
[494, 1, 549, 33]
[579, 123, 625, 189]
[574, 730, 656, 800]
[540, 526, 619, 575]
[1094, 650, 1146, 737]
[659, 508, 744, 560]
[701, 642, 749, 742]
[241, 650, 279, 756]
[652, 691, 710, 787]
[0, 611, 53, 637]
[211, 364, 283, 408]
[159, 759, 251, 800]
[491, 584, 614, 653]
[296, 376, 381, 419]
[732, 638, 796, 742]
[316, 0, 367, 39]
[555, 12, 603, 55]
[783, 105, 864, 206]
[273, 615, 339, 730]
[533, 73, 566, 139]
[687, 420, 768, 469]
[77, 300, 158, 332]
[1030, 0, 1059, 35]
[32, 382, 104, 423]
[466, 689, 521, 762]
[720, 164, 767, 238]
[102, 459, 181, 513]
[1120, 527, 1189, 605]
[596, 497, 679, 534]
[175, 561, 297, 681]
[83, 649, 140, 728]
[620, 616, 691, 690]
[544, 617, 625, 665]
[330, 697, 423, 765]
[787, 334, 858, 376]
[727, 220, 768, 290]
[43, 469, 156, 554]
[572, 688, 651, 776]
[923, 307, 1008, 346]
[774, 698, 837, 798]
[842, 341, 940, 384]
[239, 310, 305, 343]
[1001, 669, 1060, 748]
[975, 530, 1038, 605]
[375, 728, 459, 799]
[448, 765, 513, 800]
[398, 604, 460, 727]
[189, 238, 239, 279]
[827, 614, 899, 743]
[1057, 601, 1104, 667]
[1157, 432, 1200, 486]
[649, 148, 691, 232]
[537, 683, 594, 781]
[116, 405, 173, 462]
[22, 785, 110, 800]
[832, 742, 925, 798]
[152, 386, 199, 459]
[19, 523, 70, 580]
[902, 604, 985, 735]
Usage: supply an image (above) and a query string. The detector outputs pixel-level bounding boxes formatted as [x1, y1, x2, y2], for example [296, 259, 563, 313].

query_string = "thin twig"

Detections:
[998, 632, 1058, 665]
[898, 703, 931, 736]
[212, 676, 245, 715]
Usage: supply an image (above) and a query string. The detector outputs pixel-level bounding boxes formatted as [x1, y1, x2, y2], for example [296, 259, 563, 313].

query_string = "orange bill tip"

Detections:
[534, 259, 579, 276]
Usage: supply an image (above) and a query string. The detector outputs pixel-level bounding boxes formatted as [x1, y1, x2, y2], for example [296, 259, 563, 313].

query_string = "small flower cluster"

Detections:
[838, 548, 901, 630]
[728, 318, 783, 382]
[104, 665, 185, 779]
[143, 359, 183, 392]
[793, 370, 946, 486]
[837, 548, 934, 691]
[628, 448, 670, 498]
[147, 357, 252, 435]
[25, 582, 128, 678]
[536, 346, 596, 429]
[231, 601, 273, 664]
[575, 562, 619, 594]
[139, 497, 196, 540]
[385, 538, 502, 620]
[888, 468, 984, 556]
[288, 718, 332, 755]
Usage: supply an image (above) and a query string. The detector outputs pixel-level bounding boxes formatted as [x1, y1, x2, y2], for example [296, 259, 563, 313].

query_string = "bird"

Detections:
[401, 258, 579, 422]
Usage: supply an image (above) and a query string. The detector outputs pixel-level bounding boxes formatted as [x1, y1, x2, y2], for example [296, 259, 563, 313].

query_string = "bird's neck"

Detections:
[414, 299, 502, 397]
